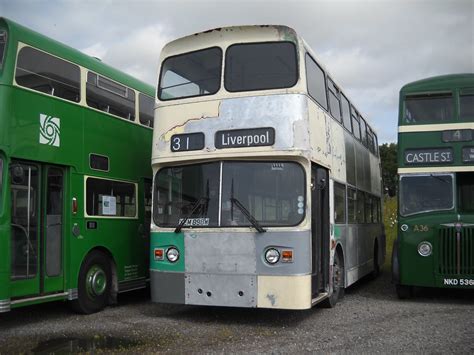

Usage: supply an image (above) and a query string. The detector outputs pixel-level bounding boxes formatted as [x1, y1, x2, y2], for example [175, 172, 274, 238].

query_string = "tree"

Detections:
[379, 143, 398, 196]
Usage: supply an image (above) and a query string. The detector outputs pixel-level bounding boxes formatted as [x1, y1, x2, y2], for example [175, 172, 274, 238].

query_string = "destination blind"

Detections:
[404, 148, 453, 165]
[215, 127, 275, 149]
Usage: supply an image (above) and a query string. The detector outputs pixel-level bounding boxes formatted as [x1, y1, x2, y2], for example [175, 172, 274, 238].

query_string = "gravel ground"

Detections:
[0, 269, 473, 354]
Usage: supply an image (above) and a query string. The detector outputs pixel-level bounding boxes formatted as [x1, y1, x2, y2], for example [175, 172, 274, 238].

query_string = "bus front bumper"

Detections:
[150, 270, 312, 310]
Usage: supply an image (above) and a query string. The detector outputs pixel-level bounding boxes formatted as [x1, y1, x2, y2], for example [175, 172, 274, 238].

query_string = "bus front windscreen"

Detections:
[400, 174, 454, 216]
[153, 161, 305, 228]
[224, 42, 298, 92]
[220, 162, 305, 227]
[404, 93, 453, 123]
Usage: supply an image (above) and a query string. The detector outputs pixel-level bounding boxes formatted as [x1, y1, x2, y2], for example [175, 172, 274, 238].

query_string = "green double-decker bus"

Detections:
[0, 18, 154, 313]
[393, 73, 474, 298]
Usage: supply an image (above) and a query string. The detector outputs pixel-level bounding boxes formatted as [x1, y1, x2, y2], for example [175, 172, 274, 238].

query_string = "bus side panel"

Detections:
[0, 154, 11, 311]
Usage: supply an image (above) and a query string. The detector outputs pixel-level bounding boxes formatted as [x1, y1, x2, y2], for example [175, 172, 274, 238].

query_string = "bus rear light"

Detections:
[281, 250, 293, 262]
[154, 248, 164, 261]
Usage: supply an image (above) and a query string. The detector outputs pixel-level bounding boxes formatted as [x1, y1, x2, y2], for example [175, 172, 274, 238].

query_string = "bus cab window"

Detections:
[399, 174, 454, 216]
[15, 46, 80, 102]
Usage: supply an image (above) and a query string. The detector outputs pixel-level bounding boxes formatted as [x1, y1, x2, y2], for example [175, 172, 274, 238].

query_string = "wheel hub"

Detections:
[86, 265, 107, 298]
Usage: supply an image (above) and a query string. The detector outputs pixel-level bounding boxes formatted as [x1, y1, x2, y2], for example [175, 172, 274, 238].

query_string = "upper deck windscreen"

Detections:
[225, 42, 297, 92]
[404, 93, 454, 123]
[158, 47, 222, 100]
[0, 31, 6, 68]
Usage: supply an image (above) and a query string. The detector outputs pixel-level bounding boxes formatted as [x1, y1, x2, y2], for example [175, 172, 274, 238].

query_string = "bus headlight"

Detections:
[166, 247, 180, 262]
[418, 242, 432, 257]
[265, 248, 280, 264]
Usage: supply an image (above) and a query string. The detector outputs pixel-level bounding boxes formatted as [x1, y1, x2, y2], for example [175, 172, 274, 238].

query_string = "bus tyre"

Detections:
[396, 284, 413, 299]
[371, 243, 380, 279]
[321, 251, 344, 308]
[71, 251, 112, 314]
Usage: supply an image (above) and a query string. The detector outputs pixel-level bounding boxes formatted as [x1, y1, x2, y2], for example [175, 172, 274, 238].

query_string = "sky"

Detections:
[1, 0, 473, 142]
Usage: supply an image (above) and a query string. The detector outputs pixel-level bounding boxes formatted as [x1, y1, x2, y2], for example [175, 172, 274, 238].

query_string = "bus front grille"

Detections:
[438, 227, 474, 275]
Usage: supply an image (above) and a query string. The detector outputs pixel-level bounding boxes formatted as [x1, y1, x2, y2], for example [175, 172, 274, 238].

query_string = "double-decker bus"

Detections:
[393, 74, 474, 298]
[0, 18, 154, 314]
[150, 25, 385, 309]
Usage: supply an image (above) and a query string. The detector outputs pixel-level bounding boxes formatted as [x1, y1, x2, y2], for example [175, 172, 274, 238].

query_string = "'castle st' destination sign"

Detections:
[404, 148, 454, 165]
[215, 127, 275, 149]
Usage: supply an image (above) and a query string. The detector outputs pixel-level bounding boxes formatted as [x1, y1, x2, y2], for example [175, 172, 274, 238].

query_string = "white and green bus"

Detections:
[150, 25, 385, 309]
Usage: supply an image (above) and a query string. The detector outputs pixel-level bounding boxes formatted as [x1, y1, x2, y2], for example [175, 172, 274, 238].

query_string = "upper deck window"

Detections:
[158, 47, 222, 101]
[86, 72, 135, 120]
[327, 78, 342, 122]
[139, 93, 154, 127]
[341, 94, 352, 131]
[360, 117, 368, 147]
[305, 54, 327, 110]
[460, 90, 474, 121]
[0, 31, 6, 68]
[351, 107, 361, 140]
[225, 42, 297, 92]
[16, 46, 80, 102]
[404, 93, 453, 123]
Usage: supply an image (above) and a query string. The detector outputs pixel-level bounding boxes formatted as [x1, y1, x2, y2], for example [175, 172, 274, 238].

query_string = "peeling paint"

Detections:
[266, 293, 276, 306]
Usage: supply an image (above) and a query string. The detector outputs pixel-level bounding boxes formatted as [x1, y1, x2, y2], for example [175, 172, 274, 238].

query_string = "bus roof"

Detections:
[400, 73, 474, 95]
[0, 17, 154, 96]
[160, 25, 299, 59]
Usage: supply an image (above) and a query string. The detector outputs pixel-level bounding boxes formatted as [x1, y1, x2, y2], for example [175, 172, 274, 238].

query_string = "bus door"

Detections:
[311, 164, 330, 298]
[10, 161, 65, 298]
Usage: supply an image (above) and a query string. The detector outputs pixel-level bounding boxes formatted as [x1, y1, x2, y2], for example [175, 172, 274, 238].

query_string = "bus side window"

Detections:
[139, 93, 154, 128]
[334, 182, 346, 224]
[15, 46, 80, 103]
[360, 116, 368, 148]
[351, 107, 361, 140]
[305, 53, 327, 110]
[347, 187, 357, 223]
[86, 72, 135, 121]
[327, 78, 342, 123]
[356, 190, 365, 223]
[86, 177, 136, 217]
[341, 94, 352, 132]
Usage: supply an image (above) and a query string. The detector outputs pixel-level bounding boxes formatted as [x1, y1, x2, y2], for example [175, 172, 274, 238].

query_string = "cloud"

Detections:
[81, 24, 171, 84]
[1, 0, 472, 142]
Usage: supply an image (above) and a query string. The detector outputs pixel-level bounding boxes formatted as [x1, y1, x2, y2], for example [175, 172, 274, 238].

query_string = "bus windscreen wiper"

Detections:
[174, 196, 209, 233]
[230, 197, 266, 233]
[230, 178, 266, 233]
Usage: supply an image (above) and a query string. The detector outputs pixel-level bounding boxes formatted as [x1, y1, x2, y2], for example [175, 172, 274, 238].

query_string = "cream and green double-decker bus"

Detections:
[393, 74, 474, 298]
[0, 18, 154, 314]
[150, 25, 385, 309]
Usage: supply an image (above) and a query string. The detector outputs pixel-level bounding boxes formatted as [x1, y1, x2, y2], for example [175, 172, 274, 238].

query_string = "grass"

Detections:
[383, 196, 397, 271]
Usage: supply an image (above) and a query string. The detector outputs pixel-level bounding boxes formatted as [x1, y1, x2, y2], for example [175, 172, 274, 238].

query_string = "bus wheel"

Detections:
[321, 251, 344, 308]
[71, 250, 112, 314]
[371, 243, 380, 279]
[396, 284, 413, 299]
